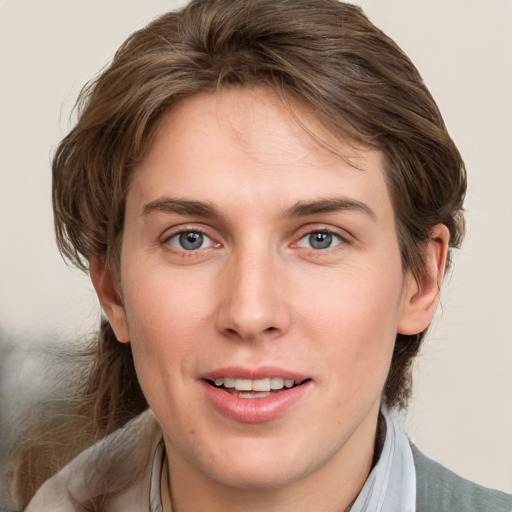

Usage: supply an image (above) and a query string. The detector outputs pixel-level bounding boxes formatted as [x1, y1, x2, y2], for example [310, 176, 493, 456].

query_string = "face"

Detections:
[103, 88, 422, 498]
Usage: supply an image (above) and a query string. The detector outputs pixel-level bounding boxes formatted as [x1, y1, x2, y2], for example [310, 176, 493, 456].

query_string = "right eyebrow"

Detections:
[141, 197, 221, 218]
[282, 197, 376, 221]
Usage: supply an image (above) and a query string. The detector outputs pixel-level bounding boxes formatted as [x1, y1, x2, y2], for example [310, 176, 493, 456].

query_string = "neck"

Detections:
[163, 407, 380, 512]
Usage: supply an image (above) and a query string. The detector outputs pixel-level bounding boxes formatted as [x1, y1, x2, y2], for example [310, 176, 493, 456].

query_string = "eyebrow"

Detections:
[141, 196, 376, 221]
[142, 198, 221, 218]
[283, 198, 376, 221]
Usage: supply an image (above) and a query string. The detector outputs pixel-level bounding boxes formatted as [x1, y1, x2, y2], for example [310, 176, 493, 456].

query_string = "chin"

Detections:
[205, 458, 311, 492]
[190, 434, 330, 492]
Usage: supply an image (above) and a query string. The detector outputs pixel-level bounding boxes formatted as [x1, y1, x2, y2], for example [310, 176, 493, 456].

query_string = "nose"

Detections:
[215, 247, 291, 342]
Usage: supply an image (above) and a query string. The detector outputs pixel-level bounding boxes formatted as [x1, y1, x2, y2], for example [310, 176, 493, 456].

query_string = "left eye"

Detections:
[298, 231, 342, 250]
[167, 231, 214, 251]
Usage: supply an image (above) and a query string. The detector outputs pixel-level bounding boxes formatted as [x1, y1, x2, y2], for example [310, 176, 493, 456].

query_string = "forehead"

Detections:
[129, 88, 393, 221]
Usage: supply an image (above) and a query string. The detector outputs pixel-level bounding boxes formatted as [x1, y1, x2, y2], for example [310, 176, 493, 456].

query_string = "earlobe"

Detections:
[89, 257, 130, 343]
[397, 224, 450, 335]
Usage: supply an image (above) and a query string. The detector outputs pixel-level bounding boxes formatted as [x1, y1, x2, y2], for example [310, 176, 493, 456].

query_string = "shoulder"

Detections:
[412, 444, 512, 512]
[26, 409, 162, 512]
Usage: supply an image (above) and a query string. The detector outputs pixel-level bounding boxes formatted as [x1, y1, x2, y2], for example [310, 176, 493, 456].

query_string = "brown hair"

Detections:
[12, 0, 466, 506]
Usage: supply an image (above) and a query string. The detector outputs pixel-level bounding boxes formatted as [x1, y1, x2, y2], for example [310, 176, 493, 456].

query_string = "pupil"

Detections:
[179, 232, 203, 250]
[310, 232, 332, 249]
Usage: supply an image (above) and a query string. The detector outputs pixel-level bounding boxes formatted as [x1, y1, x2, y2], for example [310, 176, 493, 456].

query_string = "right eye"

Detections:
[166, 231, 215, 251]
[296, 231, 343, 251]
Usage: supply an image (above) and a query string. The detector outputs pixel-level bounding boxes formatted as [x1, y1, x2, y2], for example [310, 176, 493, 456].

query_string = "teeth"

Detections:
[236, 379, 253, 391]
[212, 377, 300, 392]
[253, 378, 271, 391]
[235, 391, 272, 399]
[270, 377, 284, 389]
[222, 377, 236, 388]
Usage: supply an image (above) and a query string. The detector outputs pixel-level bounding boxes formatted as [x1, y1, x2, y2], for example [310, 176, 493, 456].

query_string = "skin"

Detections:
[92, 88, 448, 512]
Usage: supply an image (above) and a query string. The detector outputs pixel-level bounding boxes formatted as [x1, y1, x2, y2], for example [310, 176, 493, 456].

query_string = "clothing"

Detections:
[26, 409, 512, 512]
[349, 410, 416, 511]
[24, 411, 163, 512]
[412, 445, 512, 512]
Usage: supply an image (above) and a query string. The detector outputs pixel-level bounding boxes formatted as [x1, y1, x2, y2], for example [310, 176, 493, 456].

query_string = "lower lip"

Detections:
[201, 381, 312, 423]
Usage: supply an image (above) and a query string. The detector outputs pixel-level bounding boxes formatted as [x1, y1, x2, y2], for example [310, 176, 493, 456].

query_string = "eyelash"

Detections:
[161, 226, 349, 256]
[162, 227, 219, 255]
[296, 230, 345, 251]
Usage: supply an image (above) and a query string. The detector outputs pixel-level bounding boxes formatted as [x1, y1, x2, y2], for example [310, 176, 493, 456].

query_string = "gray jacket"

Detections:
[413, 445, 512, 511]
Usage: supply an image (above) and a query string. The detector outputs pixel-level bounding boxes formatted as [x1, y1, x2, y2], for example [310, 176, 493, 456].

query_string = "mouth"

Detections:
[201, 370, 313, 422]
[205, 377, 310, 399]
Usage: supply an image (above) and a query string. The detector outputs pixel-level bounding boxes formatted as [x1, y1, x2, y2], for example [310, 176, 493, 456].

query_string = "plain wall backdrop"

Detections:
[1, 0, 511, 493]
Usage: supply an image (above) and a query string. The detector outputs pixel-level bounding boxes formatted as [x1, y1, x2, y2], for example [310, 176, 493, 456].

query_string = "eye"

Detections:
[297, 231, 343, 250]
[167, 231, 215, 251]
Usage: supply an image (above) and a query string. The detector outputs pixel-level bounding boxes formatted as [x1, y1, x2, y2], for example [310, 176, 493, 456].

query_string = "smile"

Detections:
[209, 377, 302, 397]
[201, 370, 312, 422]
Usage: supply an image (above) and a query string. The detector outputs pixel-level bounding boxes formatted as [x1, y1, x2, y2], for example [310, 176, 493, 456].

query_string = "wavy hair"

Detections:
[10, 0, 466, 508]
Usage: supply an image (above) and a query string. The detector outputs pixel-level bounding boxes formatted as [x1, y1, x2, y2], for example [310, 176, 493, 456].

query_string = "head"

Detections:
[53, 0, 465, 422]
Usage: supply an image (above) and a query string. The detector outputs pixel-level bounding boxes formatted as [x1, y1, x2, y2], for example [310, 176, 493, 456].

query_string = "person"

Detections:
[9, 0, 511, 510]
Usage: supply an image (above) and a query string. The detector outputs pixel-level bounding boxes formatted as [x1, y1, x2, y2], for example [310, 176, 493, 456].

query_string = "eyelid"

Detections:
[167, 231, 214, 250]
[161, 224, 221, 252]
[296, 231, 342, 248]
[290, 224, 353, 256]
[293, 224, 351, 242]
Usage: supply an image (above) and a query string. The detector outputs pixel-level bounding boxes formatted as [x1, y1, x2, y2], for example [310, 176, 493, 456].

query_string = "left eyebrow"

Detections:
[141, 197, 221, 218]
[282, 197, 377, 221]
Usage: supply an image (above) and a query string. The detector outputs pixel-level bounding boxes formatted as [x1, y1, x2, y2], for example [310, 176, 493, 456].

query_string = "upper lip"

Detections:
[199, 365, 310, 382]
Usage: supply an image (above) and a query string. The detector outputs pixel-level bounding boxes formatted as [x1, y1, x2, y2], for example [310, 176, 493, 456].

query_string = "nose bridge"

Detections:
[216, 239, 290, 340]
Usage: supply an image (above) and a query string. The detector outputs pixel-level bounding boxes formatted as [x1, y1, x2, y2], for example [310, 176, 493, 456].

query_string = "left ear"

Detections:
[397, 224, 450, 335]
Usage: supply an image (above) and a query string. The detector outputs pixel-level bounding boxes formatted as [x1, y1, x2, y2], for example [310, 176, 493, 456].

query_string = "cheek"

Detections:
[119, 264, 219, 388]
[123, 263, 208, 335]
[296, 264, 403, 381]
[120, 275, 186, 379]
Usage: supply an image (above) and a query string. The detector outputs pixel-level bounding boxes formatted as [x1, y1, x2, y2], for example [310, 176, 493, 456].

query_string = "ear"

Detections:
[397, 224, 450, 335]
[89, 257, 130, 343]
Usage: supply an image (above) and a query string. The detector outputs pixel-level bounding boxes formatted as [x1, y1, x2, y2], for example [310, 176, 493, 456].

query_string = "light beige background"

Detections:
[1, 0, 511, 492]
